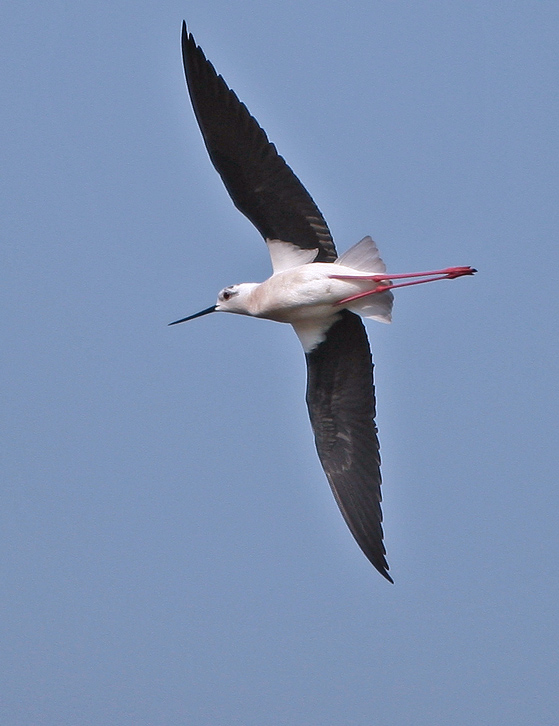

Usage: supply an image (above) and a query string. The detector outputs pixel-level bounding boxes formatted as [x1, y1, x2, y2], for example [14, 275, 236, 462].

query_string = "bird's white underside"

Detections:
[265, 236, 394, 352]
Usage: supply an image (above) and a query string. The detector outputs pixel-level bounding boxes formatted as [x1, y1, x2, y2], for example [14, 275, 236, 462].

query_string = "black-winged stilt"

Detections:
[171, 22, 476, 582]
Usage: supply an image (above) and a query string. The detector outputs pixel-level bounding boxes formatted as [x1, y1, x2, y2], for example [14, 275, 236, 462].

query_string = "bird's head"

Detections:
[168, 282, 258, 326]
[215, 282, 258, 314]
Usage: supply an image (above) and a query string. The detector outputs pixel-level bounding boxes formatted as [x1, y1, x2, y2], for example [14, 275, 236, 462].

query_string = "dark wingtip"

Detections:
[181, 21, 193, 57]
[366, 552, 393, 583]
[182, 20, 202, 52]
[382, 569, 394, 584]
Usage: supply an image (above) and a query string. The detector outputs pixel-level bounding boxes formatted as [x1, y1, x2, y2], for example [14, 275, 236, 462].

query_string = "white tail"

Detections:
[345, 291, 393, 323]
[335, 236, 388, 274]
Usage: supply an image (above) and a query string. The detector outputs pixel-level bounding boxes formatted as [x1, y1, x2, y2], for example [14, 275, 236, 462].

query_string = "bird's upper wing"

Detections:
[181, 22, 337, 262]
[305, 310, 392, 581]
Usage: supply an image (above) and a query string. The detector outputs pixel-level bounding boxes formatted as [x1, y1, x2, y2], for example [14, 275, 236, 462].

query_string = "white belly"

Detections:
[250, 263, 379, 323]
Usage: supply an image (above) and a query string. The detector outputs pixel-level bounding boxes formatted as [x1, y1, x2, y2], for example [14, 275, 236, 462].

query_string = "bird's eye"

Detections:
[220, 287, 237, 302]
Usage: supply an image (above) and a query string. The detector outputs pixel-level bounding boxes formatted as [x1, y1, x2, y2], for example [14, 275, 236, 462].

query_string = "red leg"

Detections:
[335, 267, 477, 306]
[330, 266, 476, 282]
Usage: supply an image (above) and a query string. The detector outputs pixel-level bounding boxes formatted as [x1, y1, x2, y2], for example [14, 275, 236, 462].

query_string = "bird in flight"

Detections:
[171, 22, 476, 581]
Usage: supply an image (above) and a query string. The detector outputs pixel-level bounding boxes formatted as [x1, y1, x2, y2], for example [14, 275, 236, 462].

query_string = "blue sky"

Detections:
[2, 1, 558, 724]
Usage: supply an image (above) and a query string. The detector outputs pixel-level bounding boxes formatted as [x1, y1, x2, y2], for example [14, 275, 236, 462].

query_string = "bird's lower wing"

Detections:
[305, 310, 392, 581]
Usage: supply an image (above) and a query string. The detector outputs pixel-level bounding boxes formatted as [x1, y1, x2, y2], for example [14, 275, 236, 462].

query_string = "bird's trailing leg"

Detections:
[332, 266, 477, 305]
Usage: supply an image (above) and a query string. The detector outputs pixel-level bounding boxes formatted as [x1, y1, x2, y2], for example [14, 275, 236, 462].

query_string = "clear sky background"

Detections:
[2, 1, 558, 724]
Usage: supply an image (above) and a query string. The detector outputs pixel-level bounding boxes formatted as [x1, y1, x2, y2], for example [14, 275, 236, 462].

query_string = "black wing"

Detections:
[181, 22, 337, 262]
[305, 311, 392, 582]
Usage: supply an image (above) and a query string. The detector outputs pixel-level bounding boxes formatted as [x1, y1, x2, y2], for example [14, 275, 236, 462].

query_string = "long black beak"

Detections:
[168, 305, 217, 326]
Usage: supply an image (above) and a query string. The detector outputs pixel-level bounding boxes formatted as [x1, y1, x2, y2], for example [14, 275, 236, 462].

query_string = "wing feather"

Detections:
[181, 23, 337, 262]
[305, 310, 392, 581]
